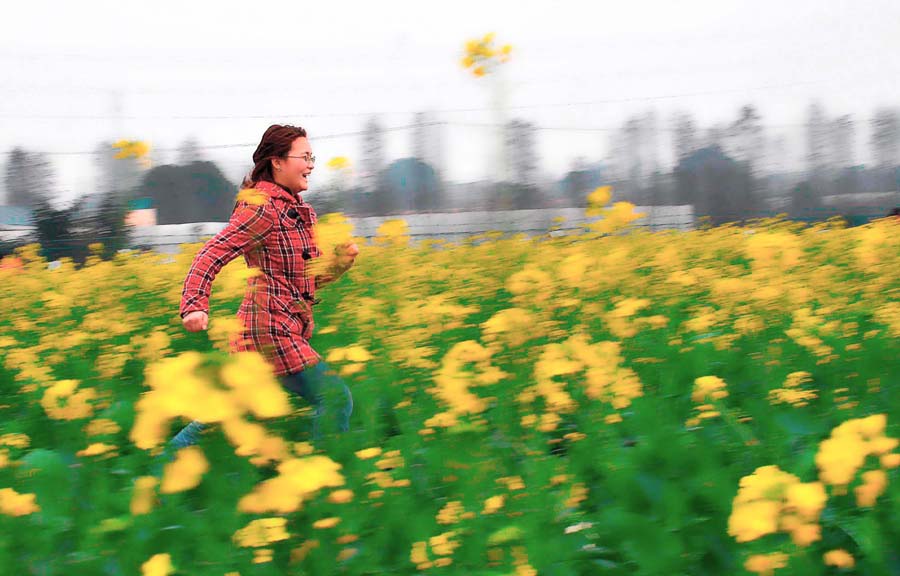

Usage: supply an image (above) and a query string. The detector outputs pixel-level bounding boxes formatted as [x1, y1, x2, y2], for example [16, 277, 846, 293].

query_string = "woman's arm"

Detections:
[179, 202, 276, 318]
[313, 242, 359, 289]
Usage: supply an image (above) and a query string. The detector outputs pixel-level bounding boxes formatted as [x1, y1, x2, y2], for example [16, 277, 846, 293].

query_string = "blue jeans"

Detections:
[169, 359, 353, 449]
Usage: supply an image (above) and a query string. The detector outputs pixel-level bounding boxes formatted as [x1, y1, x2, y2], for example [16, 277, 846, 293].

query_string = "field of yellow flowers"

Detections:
[0, 200, 898, 575]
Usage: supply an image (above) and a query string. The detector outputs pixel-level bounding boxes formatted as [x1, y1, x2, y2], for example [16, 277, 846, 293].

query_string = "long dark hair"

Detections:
[249, 124, 308, 184]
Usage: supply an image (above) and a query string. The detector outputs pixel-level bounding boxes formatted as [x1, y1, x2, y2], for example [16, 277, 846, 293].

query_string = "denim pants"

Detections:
[169, 359, 353, 449]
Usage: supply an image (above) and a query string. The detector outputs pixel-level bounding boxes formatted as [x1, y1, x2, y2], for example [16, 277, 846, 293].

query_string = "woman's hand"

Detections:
[182, 310, 209, 332]
[334, 242, 359, 273]
[316, 243, 359, 288]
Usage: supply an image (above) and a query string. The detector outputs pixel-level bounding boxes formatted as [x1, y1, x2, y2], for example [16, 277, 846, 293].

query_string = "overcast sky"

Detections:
[2, 0, 898, 206]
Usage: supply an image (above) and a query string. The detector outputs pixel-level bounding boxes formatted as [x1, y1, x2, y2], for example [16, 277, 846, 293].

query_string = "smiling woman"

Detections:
[170, 124, 359, 453]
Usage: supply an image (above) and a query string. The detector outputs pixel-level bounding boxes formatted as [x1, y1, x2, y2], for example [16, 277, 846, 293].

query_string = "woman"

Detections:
[171, 124, 358, 449]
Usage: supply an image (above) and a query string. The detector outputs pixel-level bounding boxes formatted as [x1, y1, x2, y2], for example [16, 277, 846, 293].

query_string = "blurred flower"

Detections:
[233, 517, 290, 547]
[744, 552, 788, 576]
[855, 469, 888, 507]
[235, 187, 269, 206]
[823, 549, 855, 569]
[482, 494, 505, 514]
[76, 442, 118, 458]
[113, 140, 151, 160]
[141, 553, 173, 576]
[355, 447, 382, 460]
[461, 32, 511, 77]
[0, 433, 30, 449]
[326, 156, 351, 171]
[160, 446, 209, 494]
[313, 517, 341, 529]
[0, 488, 40, 516]
[84, 419, 121, 437]
[130, 476, 158, 516]
[238, 455, 344, 514]
[41, 379, 96, 420]
[728, 465, 825, 546]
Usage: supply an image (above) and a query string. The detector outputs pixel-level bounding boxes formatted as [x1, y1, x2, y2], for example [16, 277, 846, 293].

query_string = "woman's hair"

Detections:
[249, 124, 308, 183]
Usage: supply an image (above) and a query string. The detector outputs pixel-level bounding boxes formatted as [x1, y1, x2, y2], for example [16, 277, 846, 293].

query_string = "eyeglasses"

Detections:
[285, 153, 316, 165]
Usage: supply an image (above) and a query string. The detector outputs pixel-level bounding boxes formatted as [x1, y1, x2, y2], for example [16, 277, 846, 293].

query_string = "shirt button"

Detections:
[302, 249, 311, 260]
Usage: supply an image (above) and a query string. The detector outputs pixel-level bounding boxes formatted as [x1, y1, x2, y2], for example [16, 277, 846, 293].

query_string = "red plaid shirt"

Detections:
[180, 180, 324, 375]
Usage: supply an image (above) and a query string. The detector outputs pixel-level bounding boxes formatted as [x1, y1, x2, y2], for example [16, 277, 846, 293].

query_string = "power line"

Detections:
[6, 122, 444, 159]
[6, 119, 825, 161]
[0, 78, 842, 121]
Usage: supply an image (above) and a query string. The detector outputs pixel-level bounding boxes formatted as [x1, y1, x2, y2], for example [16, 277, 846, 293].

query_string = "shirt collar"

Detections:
[253, 179, 305, 204]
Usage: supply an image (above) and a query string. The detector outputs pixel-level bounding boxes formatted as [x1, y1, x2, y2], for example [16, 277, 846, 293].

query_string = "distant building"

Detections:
[0, 206, 36, 243]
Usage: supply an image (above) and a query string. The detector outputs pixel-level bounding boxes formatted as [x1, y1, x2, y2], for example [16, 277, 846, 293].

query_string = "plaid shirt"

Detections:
[180, 180, 324, 375]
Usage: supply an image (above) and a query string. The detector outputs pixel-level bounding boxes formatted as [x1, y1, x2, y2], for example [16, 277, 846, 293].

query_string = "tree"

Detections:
[136, 161, 236, 224]
[412, 111, 445, 181]
[32, 197, 79, 262]
[870, 108, 899, 168]
[4, 147, 54, 208]
[830, 114, 855, 170]
[176, 136, 204, 165]
[94, 140, 144, 199]
[672, 111, 698, 162]
[92, 191, 130, 258]
[789, 180, 825, 220]
[361, 116, 387, 194]
[560, 159, 603, 208]
[382, 158, 441, 214]
[727, 105, 765, 171]
[674, 145, 761, 226]
[806, 101, 830, 176]
[496, 119, 543, 210]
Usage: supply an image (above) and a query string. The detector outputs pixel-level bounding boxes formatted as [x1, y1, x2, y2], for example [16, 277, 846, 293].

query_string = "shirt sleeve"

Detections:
[179, 201, 276, 318]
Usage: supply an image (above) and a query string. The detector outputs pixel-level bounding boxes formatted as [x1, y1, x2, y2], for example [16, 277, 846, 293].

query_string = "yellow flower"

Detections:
[141, 553, 173, 576]
[253, 548, 273, 563]
[692, 376, 728, 403]
[823, 549, 855, 568]
[220, 352, 291, 419]
[113, 140, 151, 160]
[84, 419, 121, 437]
[789, 522, 821, 546]
[728, 500, 780, 542]
[238, 455, 345, 514]
[235, 187, 269, 206]
[160, 446, 209, 494]
[375, 218, 409, 245]
[355, 447, 382, 460]
[313, 516, 341, 529]
[411, 541, 430, 566]
[328, 489, 354, 504]
[291, 540, 320, 564]
[0, 488, 40, 516]
[815, 435, 867, 486]
[854, 469, 888, 507]
[881, 453, 900, 469]
[744, 552, 788, 576]
[437, 500, 463, 525]
[76, 442, 118, 458]
[326, 156, 351, 171]
[482, 494, 505, 514]
[130, 476, 158, 516]
[816, 415, 896, 488]
[0, 433, 30, 448]
[784, 482, 826, 520]
[41, 379, 96, 420]
[233, 517, 290, 548]
[586, 185, 612, 208]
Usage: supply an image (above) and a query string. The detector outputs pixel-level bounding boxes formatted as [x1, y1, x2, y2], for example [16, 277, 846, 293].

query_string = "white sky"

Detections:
[2, 0, 898, 206]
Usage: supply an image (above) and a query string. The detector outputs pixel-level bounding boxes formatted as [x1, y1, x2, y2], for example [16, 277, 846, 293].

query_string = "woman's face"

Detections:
[273, 137, 315, 192]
